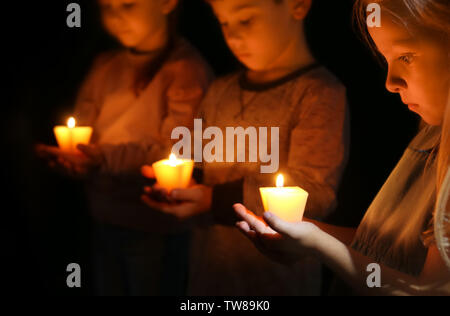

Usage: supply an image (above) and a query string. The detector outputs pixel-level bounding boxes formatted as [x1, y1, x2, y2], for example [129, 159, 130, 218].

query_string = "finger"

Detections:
[236, 221, 252, 233]
[234, 222, 284, 262]
[74, 165, 88, 176]
[37, 144, 64, 158]
[35, 144, 50, 157]
[143, 186, 152, 194]
[236, 221, 258, 242]
[171, 187, 202, 202]
[263, 212, 296, 236]
[141, 194, 172, 212]
[57, 156, 65, 165]
[64, 161, 74, 172]
[48, 161, 56, 168]
[233, 204, 271, 234]
[145, 186, 175, 204]
[152, 183, 169, 195]
[141, 165, 156, 179]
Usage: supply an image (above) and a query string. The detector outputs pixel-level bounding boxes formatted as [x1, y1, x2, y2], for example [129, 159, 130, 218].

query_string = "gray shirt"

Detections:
[352, 125, 440, 276]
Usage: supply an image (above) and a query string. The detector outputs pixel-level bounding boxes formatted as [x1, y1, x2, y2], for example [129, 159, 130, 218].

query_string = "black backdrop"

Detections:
[1, 0, 419, 295]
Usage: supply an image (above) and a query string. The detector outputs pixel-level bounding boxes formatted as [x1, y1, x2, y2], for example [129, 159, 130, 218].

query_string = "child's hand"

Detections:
[35, 143, 103, 177]
[141, 182, 213, 220]
[233, 203, 320, 266]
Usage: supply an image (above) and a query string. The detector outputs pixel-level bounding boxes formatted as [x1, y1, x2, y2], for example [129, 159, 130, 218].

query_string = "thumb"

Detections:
[263, 212, 295, 236]
[141, 165, 156, 179]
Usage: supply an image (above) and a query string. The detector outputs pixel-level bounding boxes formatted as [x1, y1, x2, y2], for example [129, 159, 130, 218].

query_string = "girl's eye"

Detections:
[398, 54, 414, 65]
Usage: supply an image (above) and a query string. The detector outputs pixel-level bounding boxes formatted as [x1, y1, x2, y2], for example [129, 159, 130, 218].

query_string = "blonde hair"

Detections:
[439, 92, 450, 192]
[353, 0, 450, 195]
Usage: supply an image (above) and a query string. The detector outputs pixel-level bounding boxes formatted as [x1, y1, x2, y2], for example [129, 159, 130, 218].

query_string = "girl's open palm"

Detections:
[233, 203, 320, 265]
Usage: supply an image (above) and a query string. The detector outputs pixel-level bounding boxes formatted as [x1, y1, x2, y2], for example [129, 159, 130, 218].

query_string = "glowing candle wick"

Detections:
[276, 174, 284, 188]
[67, 117, 76, 129]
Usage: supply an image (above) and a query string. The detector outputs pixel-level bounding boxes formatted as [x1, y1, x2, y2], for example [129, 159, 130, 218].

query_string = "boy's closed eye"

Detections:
[239, 16, 254, 26]
[398, 53, 416, 65]
[122, 1, 136, 9]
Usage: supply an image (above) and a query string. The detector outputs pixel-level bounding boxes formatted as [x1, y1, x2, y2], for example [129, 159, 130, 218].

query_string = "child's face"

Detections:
[98, 0, 171, 49]
[369, 14, 449, 126]
[209, 0, 303, 71]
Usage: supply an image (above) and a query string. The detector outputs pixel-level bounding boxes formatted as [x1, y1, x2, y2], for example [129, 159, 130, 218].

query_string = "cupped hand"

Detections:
[141, 182, 212, 220]
[233, 203, 320, 265]
[35, 143, 103, 177]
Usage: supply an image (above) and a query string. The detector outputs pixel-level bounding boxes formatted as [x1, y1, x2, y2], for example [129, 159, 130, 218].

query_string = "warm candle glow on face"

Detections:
[67, 117, 76, 129]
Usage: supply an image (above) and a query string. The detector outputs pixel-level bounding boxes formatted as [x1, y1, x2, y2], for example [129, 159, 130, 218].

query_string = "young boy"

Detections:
[143, 0, 349, 295]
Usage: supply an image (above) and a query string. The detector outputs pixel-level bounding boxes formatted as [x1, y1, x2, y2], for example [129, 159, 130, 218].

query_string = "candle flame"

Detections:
[169, 153, 178, 162]
[276, 174, 284, 188]
[67, 117, 76, 128]
[167, 153, 183, 167]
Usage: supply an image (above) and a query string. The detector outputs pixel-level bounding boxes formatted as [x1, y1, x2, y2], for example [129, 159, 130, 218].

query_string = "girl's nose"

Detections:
[385, 67, 407, 93]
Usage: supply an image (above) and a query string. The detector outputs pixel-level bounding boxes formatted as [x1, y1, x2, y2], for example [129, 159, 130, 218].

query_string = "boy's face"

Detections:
[98, 0, 169, 49]
[369, 13, 449, 126]
[210, 0, 301, 71]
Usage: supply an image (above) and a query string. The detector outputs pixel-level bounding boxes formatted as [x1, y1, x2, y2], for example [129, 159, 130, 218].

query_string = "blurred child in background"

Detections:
[37, 0, 213, 295]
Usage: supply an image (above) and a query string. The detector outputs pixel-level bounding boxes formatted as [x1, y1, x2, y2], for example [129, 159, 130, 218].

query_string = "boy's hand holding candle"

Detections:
[141, 155, 212, 219]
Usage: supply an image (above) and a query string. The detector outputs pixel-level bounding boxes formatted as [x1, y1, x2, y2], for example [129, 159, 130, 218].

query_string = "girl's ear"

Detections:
[289, 0, 312, 21]
[161, 0, 179, 15]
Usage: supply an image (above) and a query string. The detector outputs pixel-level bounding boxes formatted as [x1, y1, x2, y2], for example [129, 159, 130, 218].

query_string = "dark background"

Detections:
[1, 0, 419, 295]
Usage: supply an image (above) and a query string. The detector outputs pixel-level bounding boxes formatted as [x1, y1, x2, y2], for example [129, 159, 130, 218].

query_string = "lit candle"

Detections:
[152, 153, 194, 193]
[53, 117, 93, 153]
[259, 174, 309, 223]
